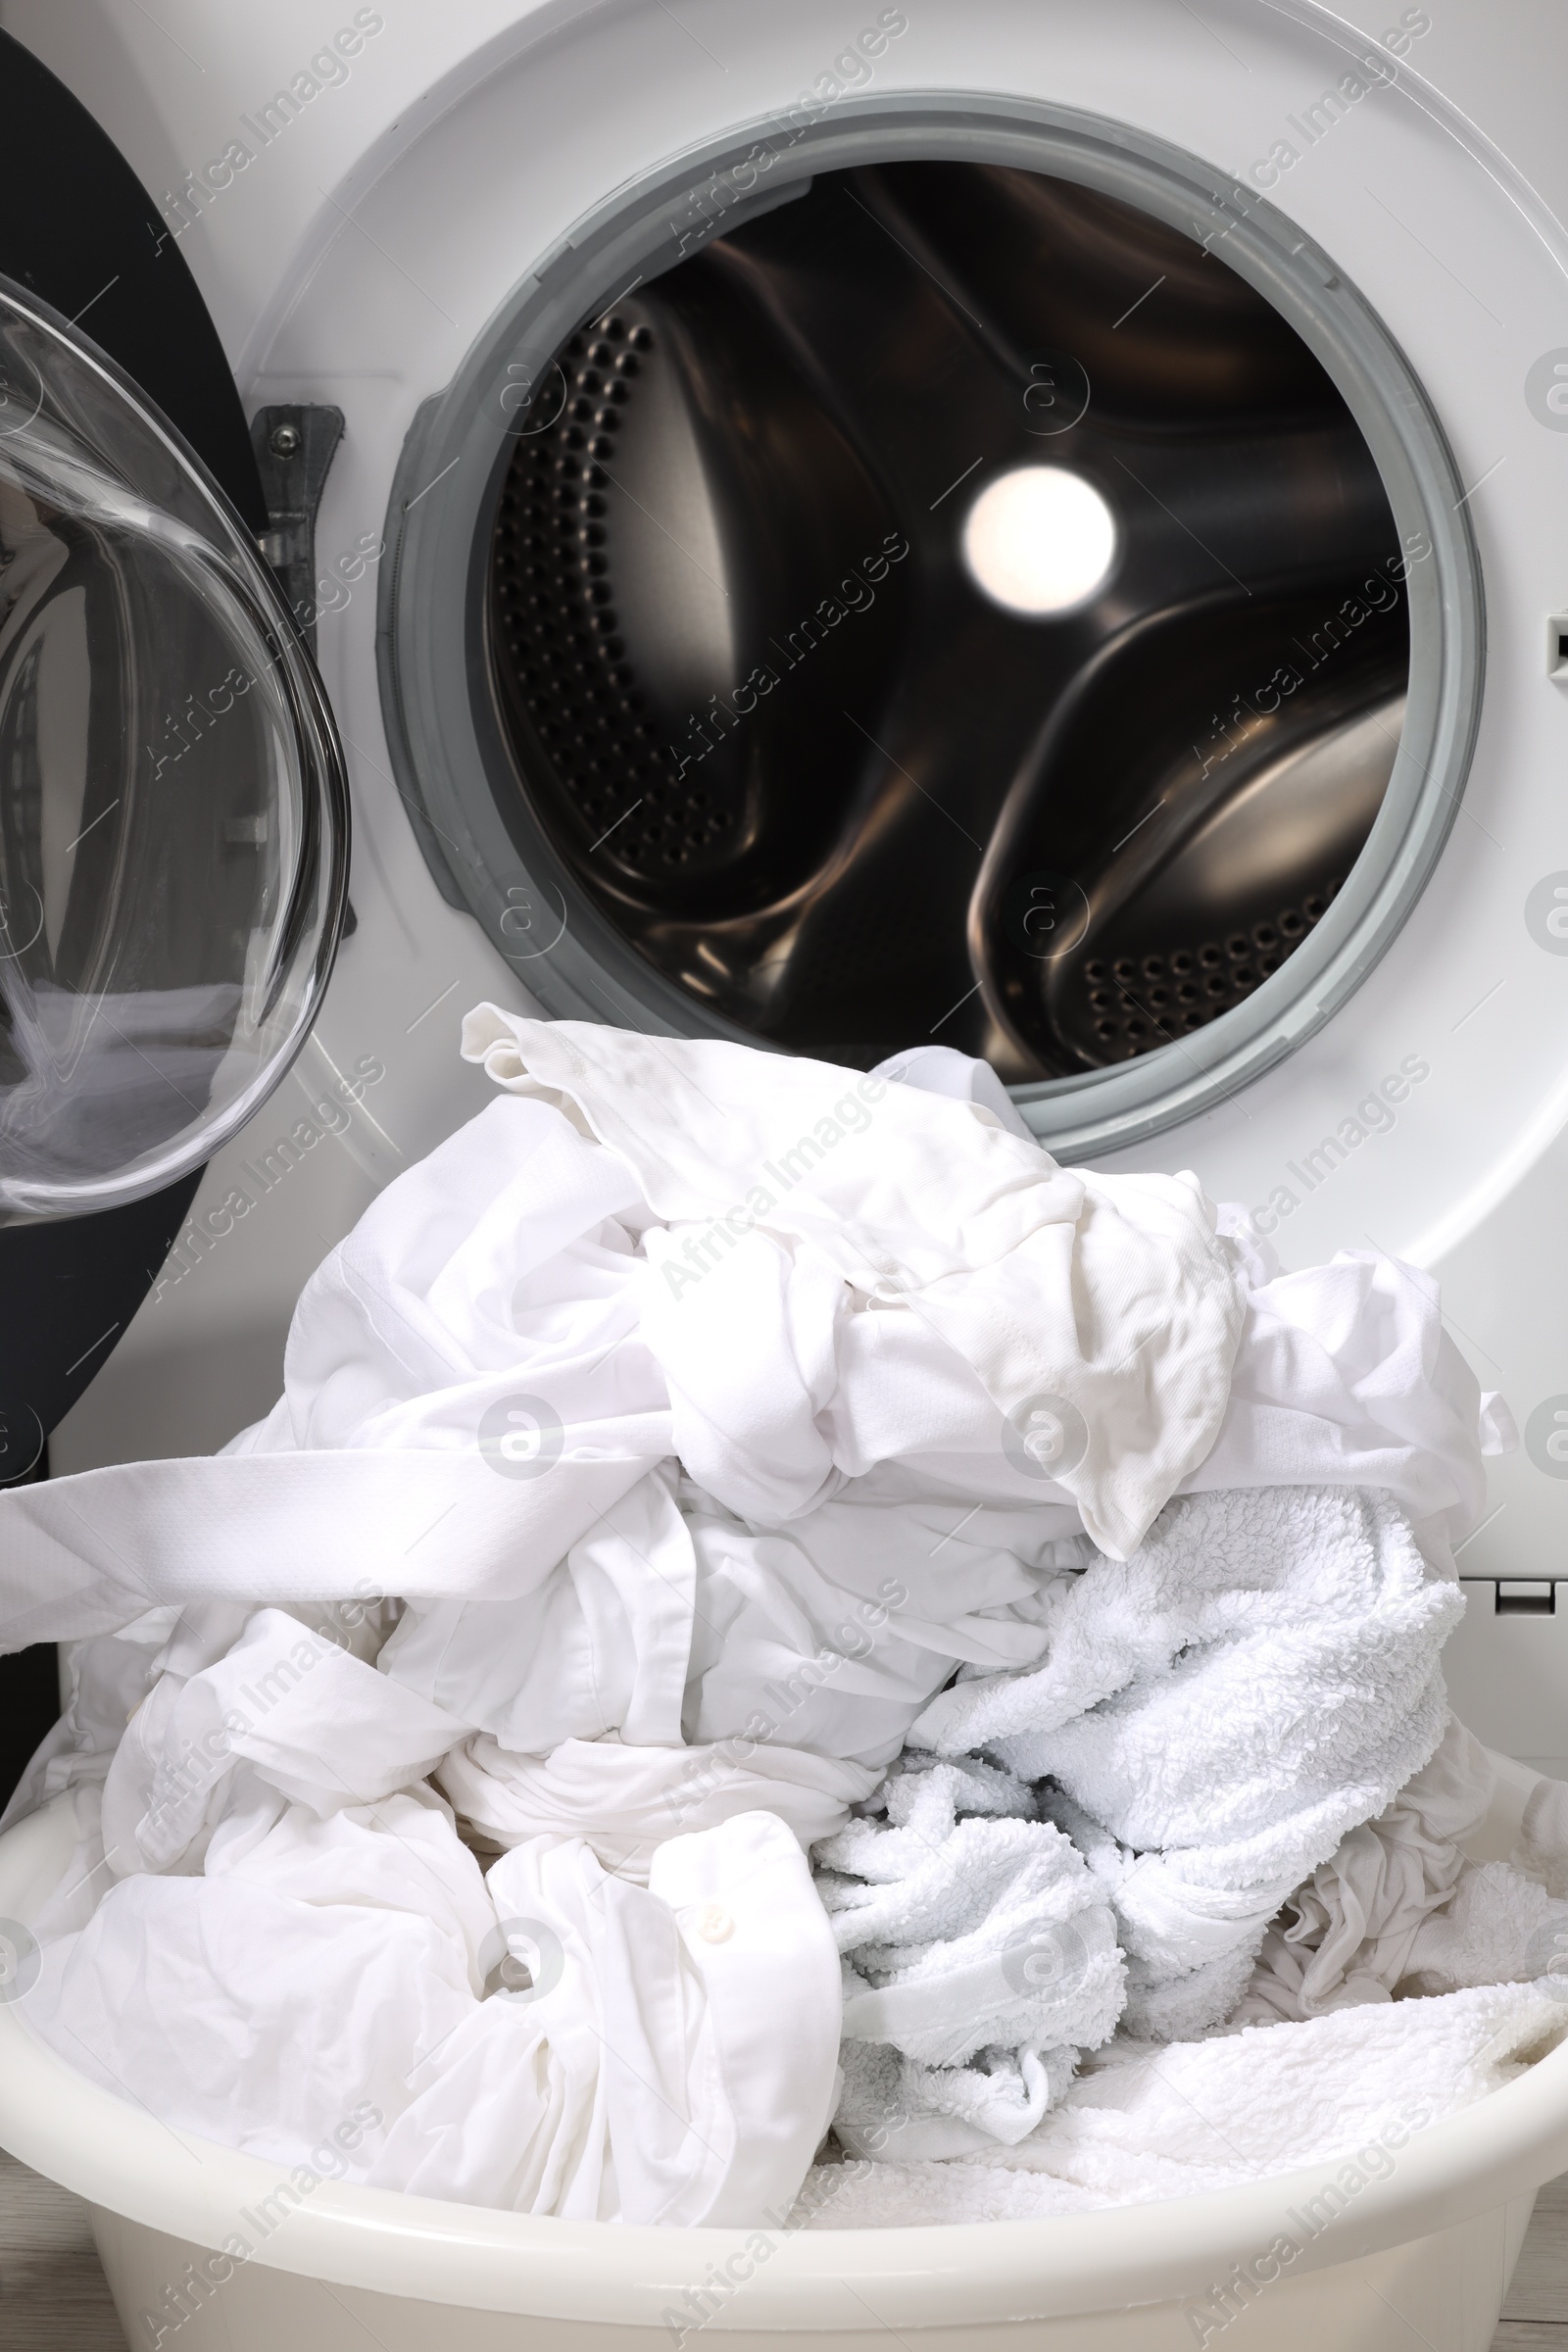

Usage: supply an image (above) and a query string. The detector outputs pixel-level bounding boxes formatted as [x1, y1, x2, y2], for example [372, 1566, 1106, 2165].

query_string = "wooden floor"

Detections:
[1497, 2173, 1568, 2347]
[5, 2151, 1568, 2346]
[1, 2155, 126, 2349]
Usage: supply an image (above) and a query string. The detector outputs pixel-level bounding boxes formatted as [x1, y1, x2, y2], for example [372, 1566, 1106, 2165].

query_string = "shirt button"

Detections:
[696, 1903, 734, 1943]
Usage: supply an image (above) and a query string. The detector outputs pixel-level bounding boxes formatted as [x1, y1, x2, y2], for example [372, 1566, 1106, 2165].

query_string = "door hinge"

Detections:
[249, 403, 345, 655]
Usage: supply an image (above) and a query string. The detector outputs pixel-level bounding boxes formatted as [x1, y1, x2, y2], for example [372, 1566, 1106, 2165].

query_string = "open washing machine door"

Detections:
[0, 288, 349, 1224]
[0, 30, 348, 1474]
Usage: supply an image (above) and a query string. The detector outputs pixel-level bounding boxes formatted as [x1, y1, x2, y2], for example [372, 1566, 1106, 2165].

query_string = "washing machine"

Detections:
[1, 0, 1566, 1809]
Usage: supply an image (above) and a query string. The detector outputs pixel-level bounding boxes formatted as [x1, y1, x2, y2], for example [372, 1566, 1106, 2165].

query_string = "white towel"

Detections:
[793, 1980, 1568, 2223]
[814, 1755, 1124, 2145]
[1400, 1860, 1568, 1998]
[914, 1487, 1462, 1984]
[833, 2035, 1079, 2161]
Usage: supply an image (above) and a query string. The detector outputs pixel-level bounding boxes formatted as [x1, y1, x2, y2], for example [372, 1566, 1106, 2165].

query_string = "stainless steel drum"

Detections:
[482, 163, 1407, 1080]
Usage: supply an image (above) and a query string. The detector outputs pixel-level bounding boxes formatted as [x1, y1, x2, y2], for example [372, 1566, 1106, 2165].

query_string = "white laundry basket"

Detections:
[1, 1788, 1564, 2352]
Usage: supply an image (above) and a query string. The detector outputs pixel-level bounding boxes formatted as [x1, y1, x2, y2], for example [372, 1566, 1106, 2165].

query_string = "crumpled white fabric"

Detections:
[1518, 1775, 1568, 1896]
[101, 1606, 470, 1876]
[914, 1486, 1462, 1992]
[1239, 1724, 1568, 2021]
[380, 1465, 697, 1754]
[384, 1471, 1078, 1777]
[1400, 1859, 1568, 1999]
[874, 1043, 1035, 1138]
[462, 1007, 1247, 1556]
[814, 1754, 1124, 2151]
[0, 1042, 1498, 1662]
[0, 1091, 673, 1650]
[833, 2036, 1080, 2163]
[0, 1607, 186, 1837]
[29, 1792, 839, 2228]
[435, 1735, 880, 1885]
[1237, 1716, 1494, 2022]
[793, 1979, 1568, 2222]
[0, 1024, 1522, 2224]
[1192, 1246, 1500, 1548]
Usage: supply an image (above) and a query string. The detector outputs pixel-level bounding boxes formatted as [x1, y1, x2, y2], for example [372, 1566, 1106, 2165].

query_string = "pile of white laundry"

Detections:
[0, 1011, 1561, 2231]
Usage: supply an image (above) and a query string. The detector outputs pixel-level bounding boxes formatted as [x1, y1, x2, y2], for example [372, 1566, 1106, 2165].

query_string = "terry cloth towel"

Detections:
[793, 1979, 1568, 2223]
[30, 1793, 840, 2228]
[461, 1006, 1247, 1556]
[833, 2036, 1081, 2163]
[913, 1486, 1462, 1984]
[814, 1753, 1124, 2150]
[1400, 1859, 1568, 1998]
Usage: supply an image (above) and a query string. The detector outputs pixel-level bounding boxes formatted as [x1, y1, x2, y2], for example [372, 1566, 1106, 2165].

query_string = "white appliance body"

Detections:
[6, 0, 1567, 1780]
